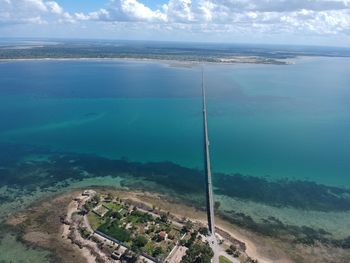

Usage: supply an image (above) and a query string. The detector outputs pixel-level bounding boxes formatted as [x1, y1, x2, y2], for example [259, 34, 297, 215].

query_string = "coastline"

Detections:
[0, 56, 294, 66]
[3, 186, 350, 263]
[0, 54, 350, 262]
[1, 188, 298, 263]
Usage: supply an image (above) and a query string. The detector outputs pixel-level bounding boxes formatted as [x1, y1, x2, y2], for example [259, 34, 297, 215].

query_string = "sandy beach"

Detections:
[4, 188, 350, 263]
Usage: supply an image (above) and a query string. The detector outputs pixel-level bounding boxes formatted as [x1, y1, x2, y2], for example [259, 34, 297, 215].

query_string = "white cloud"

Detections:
[79, 0, 166, 22]
[166, 0, 194, 22]
[0, 0, 350, 41]
[46, 1, 63, 15]
[0, 0, 75, 25]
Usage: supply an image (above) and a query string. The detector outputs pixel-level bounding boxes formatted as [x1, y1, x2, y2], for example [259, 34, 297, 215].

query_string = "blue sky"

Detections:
[56, 0, 166, 13]
[1, 0, 350, 46]
[55, 0, 107, 12]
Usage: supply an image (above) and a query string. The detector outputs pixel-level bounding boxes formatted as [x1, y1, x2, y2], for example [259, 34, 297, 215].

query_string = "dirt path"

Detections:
[122, 190, 294, 263]
[5, 188, 295, 263]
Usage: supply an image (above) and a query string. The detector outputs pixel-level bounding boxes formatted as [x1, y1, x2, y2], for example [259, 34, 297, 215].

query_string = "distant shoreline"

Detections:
[2, 39, 349, 66]
[4, 55, 346, 66]
[0, 56, 294, 66]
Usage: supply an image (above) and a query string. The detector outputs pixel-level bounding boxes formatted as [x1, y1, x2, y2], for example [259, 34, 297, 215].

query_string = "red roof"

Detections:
[159, 231, 167, 238]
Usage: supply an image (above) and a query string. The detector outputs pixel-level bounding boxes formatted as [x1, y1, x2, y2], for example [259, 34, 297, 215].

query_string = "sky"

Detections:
[0, 0, 350, 46]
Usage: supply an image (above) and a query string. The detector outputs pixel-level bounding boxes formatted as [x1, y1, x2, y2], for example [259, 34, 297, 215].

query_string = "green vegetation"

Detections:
[83, 195, 100, 211]
[152, 246, 163, 257]
[103, 202, 123, 211]
[87, 212, 104, 230]
[0, 41, 293, 64]
[126, 210, 153, 224]
[84, 193, 216, 262]
[199, 227, 209, 236]
[98, 220, 131, 242]
[79, 227, 91, 239]
[219, 255, 233, 263]
[89, 198, 181, 261]
[181, 242, 214, 263]
[131, 235, 148, 252]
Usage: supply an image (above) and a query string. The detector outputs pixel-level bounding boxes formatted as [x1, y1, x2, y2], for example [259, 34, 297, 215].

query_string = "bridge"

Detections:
[202, 69, 216, 236]
[202, 69, 219, 263]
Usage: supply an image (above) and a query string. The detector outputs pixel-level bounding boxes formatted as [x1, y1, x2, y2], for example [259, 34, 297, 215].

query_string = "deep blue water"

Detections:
[0, 58, 349, 187]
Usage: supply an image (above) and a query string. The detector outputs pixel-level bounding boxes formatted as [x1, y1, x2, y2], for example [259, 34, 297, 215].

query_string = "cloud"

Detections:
[212, 0, 350, 12]
[0, 0, 350, 39]
[166, 0, 194, 22]
[0, 0, 75, 25]
[46, 1, 63, 15]
[77, 0, 166, 22]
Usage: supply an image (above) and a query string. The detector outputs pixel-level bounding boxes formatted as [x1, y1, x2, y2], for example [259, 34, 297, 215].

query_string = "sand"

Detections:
[5, 188, 350, 263]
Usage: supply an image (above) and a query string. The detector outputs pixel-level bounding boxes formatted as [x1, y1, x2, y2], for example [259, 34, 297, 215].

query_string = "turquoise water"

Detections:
[0, 58, 349, 187]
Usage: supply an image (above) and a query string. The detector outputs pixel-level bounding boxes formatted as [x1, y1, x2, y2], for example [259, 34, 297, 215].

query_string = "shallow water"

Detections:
[0, 234, 50, 263]
[0, 58, 349, 186]
[0, 58, 350, 262]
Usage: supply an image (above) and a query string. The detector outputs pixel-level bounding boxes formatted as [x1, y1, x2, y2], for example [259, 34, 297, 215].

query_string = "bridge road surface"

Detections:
[202, 69, 219, 263]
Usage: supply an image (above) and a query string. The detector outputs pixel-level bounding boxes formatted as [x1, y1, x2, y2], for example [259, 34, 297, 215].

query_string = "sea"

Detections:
[1, 58, 349, 186]
[0, 57, 350, 261]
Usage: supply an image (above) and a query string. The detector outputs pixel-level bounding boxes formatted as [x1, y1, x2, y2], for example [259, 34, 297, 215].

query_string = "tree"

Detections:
[185, 231, 198, 248]
[93, 194, 100, 204]
[133, 235, 148, 249]
[226, 248, 233, 255]
[152, 246, 163, 257]
[233, 251, 241, 258]
[199, 227, 209, 236]
[160, 213, 168, 223]
[179, 239, 186, 246]
[181, 220, 193, 233]
[181, 243, 214, 263]
[111, 211, 122, 219]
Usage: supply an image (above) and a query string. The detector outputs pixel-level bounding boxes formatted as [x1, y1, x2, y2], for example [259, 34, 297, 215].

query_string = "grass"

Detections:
[219, 255, 233, 263]
[88, 200, 179, 261]
[144, 242, 155, 255]
[87, 212, 104, 230]
[98, 221, 131, 242]
[102, 202, 123, 211]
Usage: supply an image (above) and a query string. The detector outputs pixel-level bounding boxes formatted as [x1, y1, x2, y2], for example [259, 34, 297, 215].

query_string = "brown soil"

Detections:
[5, 187, 350, 263]
[6, 190, 89, 263]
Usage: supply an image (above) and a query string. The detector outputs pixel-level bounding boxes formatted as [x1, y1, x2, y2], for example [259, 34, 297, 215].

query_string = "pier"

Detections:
[202, 69, 219, 263]
[202, 69, 216, 235]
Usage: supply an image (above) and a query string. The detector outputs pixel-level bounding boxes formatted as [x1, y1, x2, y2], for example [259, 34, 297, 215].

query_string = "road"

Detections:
[202, 69, 220, 263]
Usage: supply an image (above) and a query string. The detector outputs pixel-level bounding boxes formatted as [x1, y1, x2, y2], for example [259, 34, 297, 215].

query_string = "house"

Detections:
[92, 204, 110, 217]
[118, 208, 128, 217]
[159, 231, 168, 241]
[82, 189, 96, 197]
[111, 251, 121, 260]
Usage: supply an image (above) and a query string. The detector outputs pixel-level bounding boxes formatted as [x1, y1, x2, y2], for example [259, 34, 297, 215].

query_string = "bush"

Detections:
[98, 222, 131, 242]
[152, 246, 163, 257]
[133, 235, 148, 248]
[199, 227, 209, 236]
[181, 243, 214, 263]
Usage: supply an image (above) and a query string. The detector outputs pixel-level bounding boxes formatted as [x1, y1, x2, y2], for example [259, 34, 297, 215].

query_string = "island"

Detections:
[61, 189, 257, 263]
